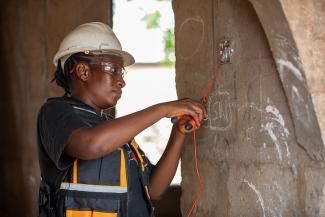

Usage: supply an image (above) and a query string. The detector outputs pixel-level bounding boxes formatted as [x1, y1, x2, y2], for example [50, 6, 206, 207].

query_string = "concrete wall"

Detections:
[279, 0, 325, 144]
[173, 0, 325, 216]
[0, 1, 111, 216]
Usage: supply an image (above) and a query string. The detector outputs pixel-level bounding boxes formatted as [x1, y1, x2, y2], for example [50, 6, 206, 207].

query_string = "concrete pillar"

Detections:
[279, 0, 325, 144]
[0, 1, 111, 216]
[173, 0, 325, 216]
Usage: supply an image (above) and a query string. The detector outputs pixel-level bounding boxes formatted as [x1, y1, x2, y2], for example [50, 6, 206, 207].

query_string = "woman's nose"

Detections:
[116, 75, 126, 88]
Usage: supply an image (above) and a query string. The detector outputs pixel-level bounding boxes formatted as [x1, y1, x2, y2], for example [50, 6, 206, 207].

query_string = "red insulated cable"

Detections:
[186, 129, 202, 217]
[200, 47, 226, 103]
[185, 46, 226, 217]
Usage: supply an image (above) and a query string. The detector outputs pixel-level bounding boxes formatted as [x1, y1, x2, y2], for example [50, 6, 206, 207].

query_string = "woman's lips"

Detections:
[113, 89, 122, 97]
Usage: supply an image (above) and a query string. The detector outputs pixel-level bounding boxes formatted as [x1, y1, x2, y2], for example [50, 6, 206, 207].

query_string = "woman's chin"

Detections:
[103, 99, 118, 109]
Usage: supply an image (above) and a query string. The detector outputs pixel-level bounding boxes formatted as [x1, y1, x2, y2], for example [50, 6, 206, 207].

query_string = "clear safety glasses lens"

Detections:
[89, 62, 126, 78]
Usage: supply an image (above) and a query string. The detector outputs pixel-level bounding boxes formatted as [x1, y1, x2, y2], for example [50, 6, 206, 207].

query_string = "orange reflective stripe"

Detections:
[131, 139, 139, 148]
[66, 210, 117, 217]
[66, 210, 91, 217]
[119, 148, 127, 187]
[130, 139, 144, 171]
[93, 211, 117, 217]
[73, 160, 78, 184]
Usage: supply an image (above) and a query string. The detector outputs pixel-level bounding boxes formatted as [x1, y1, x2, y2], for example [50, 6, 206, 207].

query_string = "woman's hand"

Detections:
[162, 98, 208, 132]
[175, 115, 198, 134]
[149, 98, 207, 199]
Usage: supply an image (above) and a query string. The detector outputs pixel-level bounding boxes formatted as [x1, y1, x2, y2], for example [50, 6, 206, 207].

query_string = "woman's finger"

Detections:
[177, 116, 195, 133]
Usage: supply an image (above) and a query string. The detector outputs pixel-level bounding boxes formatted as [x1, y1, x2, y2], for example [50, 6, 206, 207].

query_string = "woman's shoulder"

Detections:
[38, 96, 76, 116]
[42, 96, 89, 109]
[41, 96, 68, 108]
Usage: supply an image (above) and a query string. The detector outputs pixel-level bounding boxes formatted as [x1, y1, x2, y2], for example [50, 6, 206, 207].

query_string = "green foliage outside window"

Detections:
[141, 4, 175, 66]
[162, 28, 175, 66]
[142, 11, 161, 29]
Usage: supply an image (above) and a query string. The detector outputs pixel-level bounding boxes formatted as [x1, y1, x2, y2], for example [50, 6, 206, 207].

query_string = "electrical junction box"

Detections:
[218, 39, 234, 64]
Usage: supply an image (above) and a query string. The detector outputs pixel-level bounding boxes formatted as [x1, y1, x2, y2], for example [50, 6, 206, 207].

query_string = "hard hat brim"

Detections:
[112, 49, 135, 67]
[53, 48, 135, 68]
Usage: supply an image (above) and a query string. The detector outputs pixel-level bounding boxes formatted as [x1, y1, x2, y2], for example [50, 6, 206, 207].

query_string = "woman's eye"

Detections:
[102, 64, 123, 77]
[104, 65, 112, 71]
[104, 66, 117, 74]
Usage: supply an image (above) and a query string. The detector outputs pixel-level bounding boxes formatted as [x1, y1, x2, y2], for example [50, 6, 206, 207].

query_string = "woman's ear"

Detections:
[75, 63, 90, 81]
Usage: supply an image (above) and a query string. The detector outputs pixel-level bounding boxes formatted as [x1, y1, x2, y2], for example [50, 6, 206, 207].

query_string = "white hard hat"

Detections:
[53, 22, 135, 69]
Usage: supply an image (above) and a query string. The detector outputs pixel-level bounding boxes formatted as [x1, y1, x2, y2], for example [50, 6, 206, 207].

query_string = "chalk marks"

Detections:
[241, 179, 288, 217]
[200, 82, 295, 163]
[265, 105, 289, 137]
[262, 122, 283, 160]
[284, 141, 291, 158]
[291, 85, 312, 128]
[291, 86, 303, 102]
[177, 16, 205, 59]
[276, 59, 304, 81]
[273, 34, 304, 83]
[262, 102, 291, 161]
[205, 91, 233, 131]
[242, 179, 266, 217]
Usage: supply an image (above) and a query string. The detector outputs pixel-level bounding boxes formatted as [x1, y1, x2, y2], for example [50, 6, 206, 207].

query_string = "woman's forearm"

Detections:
[148, 126, 186, 200]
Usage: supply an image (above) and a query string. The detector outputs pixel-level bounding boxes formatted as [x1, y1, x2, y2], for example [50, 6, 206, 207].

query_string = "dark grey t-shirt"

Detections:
[37, 97, 90, 187]
[37, 96, 154, 216]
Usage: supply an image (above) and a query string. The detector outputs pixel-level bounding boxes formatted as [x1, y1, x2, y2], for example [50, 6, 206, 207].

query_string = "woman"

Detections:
[37, 22, 207, 217]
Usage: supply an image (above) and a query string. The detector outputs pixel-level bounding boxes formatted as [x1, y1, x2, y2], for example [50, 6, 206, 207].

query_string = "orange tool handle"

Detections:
[171, 116, 196, 130]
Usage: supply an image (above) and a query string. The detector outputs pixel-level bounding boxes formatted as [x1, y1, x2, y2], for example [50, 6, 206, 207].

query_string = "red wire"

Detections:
[186, 129, 202, 217]
[200, 47, 226, 103]
[185, 47, 226, 217]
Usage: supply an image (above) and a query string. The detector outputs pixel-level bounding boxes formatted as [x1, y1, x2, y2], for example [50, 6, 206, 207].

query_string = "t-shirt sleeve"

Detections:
[38, 100, 88, 170]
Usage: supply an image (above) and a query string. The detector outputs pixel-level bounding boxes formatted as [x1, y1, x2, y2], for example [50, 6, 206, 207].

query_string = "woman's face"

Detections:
[86, 54, 126, 109]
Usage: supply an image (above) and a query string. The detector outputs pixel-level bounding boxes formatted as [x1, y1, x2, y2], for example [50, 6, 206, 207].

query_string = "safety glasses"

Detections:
[88, 62, 126, 78]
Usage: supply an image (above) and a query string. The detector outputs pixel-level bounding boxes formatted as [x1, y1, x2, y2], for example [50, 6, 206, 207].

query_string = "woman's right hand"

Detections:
[162, 98, 208, 129]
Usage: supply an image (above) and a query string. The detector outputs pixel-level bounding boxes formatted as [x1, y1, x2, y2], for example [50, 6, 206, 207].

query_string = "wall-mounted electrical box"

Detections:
[218, 39, 234, 64]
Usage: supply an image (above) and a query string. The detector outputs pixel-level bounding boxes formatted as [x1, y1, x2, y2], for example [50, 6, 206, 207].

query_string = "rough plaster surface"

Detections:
[249, 0, 324, 161]
[173, 0, 325, 216]
[278, 0, 325, 146]
[0, 1, 110, 217]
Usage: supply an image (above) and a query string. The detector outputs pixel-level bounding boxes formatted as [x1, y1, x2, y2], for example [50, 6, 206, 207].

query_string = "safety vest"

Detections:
[38, 98, 155, 217]
[60, 139, 154, 217]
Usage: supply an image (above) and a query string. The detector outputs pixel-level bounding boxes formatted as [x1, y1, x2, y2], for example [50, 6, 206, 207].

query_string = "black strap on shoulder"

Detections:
[38, 179, 66, 217]
[38, 180, 55, 217]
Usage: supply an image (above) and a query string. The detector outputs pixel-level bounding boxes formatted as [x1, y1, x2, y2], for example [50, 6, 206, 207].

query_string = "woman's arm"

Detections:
[64, 99, 207, 160]
[148, 124, 186, 200]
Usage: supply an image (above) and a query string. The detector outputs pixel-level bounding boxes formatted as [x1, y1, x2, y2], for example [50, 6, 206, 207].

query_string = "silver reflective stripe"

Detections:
[60, 183, 127, 193]
[72, 106, 97, 115]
